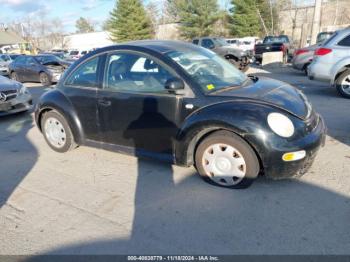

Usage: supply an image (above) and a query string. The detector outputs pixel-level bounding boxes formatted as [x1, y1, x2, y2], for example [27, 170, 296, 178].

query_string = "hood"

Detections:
[210, 77, 311, 120]
[0, 75, 21, 91]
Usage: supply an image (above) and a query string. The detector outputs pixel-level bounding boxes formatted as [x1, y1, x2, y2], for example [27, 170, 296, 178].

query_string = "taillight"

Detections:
[295, 49, 308, 56]
[280, 44, 285, 52]
[314, 48, 332, 56]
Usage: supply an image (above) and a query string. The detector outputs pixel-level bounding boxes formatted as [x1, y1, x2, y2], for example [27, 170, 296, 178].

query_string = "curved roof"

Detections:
[97, 40, 203, 56]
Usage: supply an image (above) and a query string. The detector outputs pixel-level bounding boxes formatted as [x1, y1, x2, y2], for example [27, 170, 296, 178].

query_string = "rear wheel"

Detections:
[335, 69, 350, 99]
[41, 110, 77, 153]
[39, 72, 51, 86]
[303, 63, 310, 76]
[195, 131, 260, 189]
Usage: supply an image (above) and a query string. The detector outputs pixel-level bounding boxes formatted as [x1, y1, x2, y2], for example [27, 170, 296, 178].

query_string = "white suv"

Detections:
[308, 28, 350, 98]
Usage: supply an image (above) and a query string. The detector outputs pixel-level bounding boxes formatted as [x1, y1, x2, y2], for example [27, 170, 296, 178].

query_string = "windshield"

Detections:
[263, 36, 289, 44]
[35, 55, 62, 65]
[213, 38, 229, 46]
[317, 32, 333, 44]
[166, 48, 247, 93]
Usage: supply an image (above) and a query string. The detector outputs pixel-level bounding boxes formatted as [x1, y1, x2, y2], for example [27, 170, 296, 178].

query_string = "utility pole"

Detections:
[311, 0, 322, 45]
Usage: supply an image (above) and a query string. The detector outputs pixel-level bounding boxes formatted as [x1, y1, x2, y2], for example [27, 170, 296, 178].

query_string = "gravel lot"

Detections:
[0, 65, 349, 255]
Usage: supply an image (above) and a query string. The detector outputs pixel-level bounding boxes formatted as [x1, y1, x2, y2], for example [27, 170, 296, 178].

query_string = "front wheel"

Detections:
[41, 110, 77, 153]
[11, 72, 21, 82]
[195, 131, 260, 189]
[39, 72, 52, 86]
[335, 69, 350, 99]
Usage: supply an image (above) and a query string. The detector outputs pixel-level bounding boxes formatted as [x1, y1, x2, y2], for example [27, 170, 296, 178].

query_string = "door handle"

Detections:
[98, 99, 111, 107]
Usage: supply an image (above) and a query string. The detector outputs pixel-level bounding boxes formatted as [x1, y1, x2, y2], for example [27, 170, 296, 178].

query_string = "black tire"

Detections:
[335, 69, 350, 99]
[195, 131, 260, 189]
[11, 71, 21, 82]
[227, 57, 240, 69]
[41, 110, 77, 153]
[39, 72, 52, 86]
[282, 52, 288, 64]
[302, 63, 310, 76]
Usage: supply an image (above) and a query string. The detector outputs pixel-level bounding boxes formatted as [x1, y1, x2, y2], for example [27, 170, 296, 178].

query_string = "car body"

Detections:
[254, 35, 295, 63]
[0, 53, 21, 76]
[292, 44, 319, 73]
[192, 37, 250, 71]
[292, 32, 334, 73]
[308, 28, 350, 98]
[35, 40, 326, 188]
[69, 50, 88, 60]
[8, 54, 71, 86]
[239, 37, 260, 53]
[0, 75, 33, 116]
[226, 38, 241, 48]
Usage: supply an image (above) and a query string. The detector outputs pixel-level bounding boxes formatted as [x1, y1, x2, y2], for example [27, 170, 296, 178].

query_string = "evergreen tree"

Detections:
[167, 0, 221, 40]
[107, 0, 153, 42]
[230, 0, 260, 37]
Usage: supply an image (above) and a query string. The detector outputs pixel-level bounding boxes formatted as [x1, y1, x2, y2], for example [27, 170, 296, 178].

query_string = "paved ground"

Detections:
[0, 65, 349, 255]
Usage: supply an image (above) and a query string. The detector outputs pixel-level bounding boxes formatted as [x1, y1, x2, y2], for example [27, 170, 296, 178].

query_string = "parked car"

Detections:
[226, 38, 242, 48]
[308, 28, 350, 98]
[0, 75, 32, 116]
[69, 50, 88, 60]
[35, 40, 326, 189]
[9, 54, 71, 86]
[254, 35, 295, 63]
[0, 54, 22, 76]
[0, 54, 12, 76]
[292, 32, 334, 74]
[192, 37, 250, 71]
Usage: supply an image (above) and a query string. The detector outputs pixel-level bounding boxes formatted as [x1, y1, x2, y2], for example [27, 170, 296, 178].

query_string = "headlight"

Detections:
[19, 85, 28, 95]
[267, 113, 295, 138]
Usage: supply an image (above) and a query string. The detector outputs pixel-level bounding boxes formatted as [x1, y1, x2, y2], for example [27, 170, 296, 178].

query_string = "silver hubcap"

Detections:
[44, 117, 66, 148]
[202, 143, 246, 186]
[341, 74, 350, 95]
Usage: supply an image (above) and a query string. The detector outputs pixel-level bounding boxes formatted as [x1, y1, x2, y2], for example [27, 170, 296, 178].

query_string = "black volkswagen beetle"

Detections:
[35, 41, 326, 188]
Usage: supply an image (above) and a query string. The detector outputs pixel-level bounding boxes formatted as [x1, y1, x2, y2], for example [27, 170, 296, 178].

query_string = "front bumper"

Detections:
[0, 67, 9, 76]
[261, 115, 326, 179]
[0, 93, 33, 116]
[50, 72, 62, 83]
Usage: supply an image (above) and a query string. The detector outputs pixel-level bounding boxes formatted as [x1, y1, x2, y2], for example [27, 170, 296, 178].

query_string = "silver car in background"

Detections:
[0, 54, 12, 76]
[308, 27, 350, 98]
[292, 32, 334, 75]
[0, 76, 32, 116]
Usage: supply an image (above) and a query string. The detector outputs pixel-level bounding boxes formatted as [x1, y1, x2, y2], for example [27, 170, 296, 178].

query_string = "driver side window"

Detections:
[105, 52, 174, 93]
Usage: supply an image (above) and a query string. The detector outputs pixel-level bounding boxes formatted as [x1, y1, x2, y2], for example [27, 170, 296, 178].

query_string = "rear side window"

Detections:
[338, 35, 350, 47]
[322, 32, 337, 46]
[66, 56, 99, 88]
[192, 39, 199, 45]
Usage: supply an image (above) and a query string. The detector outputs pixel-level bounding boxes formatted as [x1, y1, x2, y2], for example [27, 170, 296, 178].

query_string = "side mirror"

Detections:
[208, 44, 215, 49]
[165, 77, 185, 94]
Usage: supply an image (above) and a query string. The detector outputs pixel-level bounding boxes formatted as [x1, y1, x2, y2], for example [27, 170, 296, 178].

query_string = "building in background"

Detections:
[279, 0, 350, 48]
[0, 30, 35, 54]
[60, 31, 113, 51]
